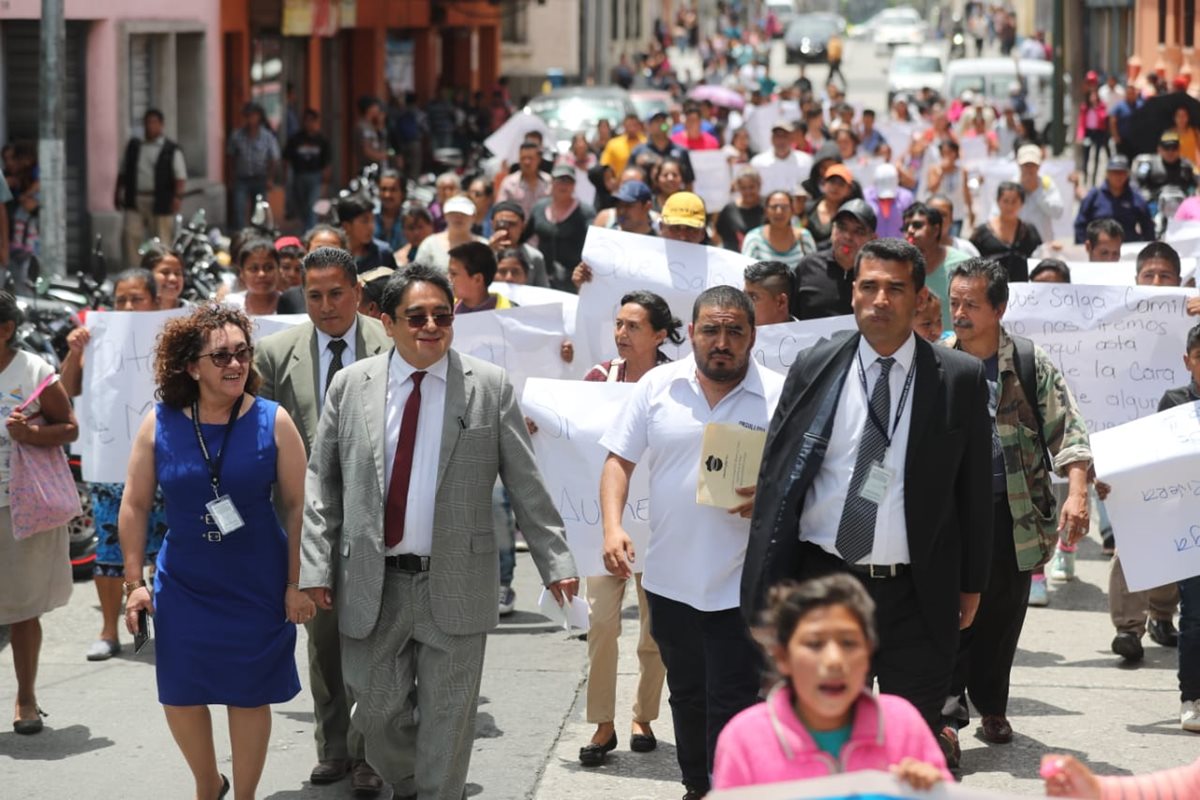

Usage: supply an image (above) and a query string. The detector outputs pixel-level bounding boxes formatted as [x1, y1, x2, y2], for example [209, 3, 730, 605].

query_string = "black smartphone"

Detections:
[134, 609, 150, 654]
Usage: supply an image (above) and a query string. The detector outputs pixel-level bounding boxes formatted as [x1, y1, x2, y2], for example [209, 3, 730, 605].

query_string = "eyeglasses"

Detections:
[198, 345, 255, 368]
[904, 220, 927, 231]
[404, 313, 455, 329]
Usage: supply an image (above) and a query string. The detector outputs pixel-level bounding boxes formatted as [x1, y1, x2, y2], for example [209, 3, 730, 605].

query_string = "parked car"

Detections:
[872, 7, 926, 55]
[943, 57, 1071, 140]
[630, 89, 672, 123]
[784, 12, 842, 65]
[524, 87, 636, 154]
[887, 45, 945, 105]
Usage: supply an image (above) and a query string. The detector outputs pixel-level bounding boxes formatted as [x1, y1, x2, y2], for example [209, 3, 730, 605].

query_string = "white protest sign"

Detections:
[1025, 259, 1197, 286]
[80, 309, 187, 483]
[752, 316, 856, 375]
[521, 379, 649, 578]
[489, 282, 579, 335]
[1165, 220, 1200, 258]
[874, 120, 921, 155]
[709, 769, 1023, 799]
[254, 314, 310, 340]
[1003, 284, 1196, 432]
[1091, 402, 1200, 591]
[452, 304, 568, 394]
[846, 155, 883, 190]
[577, 227, 751, 367]
[958, 136, 989, 169]
[483, 112, 551, 163]
[691, 150, 733, 212]
[743, 101, 781, 154]
[573, 167, 597, 207]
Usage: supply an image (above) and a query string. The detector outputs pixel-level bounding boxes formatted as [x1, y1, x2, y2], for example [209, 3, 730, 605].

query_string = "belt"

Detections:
[385, 554, 431, 573]
[844, 561, 910, 579]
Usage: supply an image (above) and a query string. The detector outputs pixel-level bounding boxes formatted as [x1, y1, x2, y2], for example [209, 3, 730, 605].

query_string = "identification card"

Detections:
[858, 462, 894, 505]
[206, 495, 245, 536]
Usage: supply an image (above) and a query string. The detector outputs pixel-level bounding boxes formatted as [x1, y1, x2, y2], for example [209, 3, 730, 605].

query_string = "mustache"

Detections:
[953, 319, 974, 329]
[707, 349, 735, 358]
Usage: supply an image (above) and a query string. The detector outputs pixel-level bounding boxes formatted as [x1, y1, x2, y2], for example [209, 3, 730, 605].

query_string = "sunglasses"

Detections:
[199, 345, 254, 368]
[404, 313, 455, 329]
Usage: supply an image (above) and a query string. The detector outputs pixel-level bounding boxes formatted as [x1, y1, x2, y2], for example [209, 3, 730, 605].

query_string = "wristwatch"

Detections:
[122, 579, 147, 595]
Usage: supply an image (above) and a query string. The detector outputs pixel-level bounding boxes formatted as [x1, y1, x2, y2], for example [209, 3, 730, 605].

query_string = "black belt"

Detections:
[385, 554, 430, 572]
[801, 541, 909, 580]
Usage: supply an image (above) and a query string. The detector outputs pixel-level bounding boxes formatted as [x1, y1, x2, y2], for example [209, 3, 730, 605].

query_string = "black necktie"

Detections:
[836, 357, 895, 563]
[326, 339, 348, 397]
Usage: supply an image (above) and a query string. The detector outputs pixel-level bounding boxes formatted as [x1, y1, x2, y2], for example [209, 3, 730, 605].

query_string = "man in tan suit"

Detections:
[255, 246, 391, 795]
[300, 263, 578, 800]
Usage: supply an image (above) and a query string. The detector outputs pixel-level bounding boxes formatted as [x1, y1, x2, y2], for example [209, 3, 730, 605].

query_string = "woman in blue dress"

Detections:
[120, 304, 313, 800]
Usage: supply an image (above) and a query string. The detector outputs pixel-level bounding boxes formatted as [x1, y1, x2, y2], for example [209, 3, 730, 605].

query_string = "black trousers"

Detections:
[798, 542, 956, 731]
[644, 591, 761, 792]
[943, 499, 1029, 728]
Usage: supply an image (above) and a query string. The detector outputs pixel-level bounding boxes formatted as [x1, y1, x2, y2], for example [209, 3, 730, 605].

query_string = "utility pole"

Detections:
[39, 0, 67, 277]
[1050, 0, 1065, 155]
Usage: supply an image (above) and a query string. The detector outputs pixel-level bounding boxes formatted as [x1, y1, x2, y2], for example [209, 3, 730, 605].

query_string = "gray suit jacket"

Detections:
[299, 348, 577, 639]
[255, 314, 392, 453]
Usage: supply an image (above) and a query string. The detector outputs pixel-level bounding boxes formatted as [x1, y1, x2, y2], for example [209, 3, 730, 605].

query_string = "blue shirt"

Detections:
[1073, 184, 1155, 243]
[807, 723, 854, 758]
[1110, 98, 1142, 140]
[375, 214, 405, 252]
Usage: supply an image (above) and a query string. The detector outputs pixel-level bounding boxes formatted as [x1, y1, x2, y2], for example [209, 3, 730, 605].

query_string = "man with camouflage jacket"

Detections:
[937, 258, 1094, 770]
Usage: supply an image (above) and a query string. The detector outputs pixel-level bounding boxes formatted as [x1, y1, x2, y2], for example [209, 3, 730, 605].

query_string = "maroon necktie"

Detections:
[384, 371, 426, 548]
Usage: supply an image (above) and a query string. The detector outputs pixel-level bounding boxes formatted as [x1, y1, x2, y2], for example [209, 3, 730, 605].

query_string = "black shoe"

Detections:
[578, 732, 617, 767]
[630, 732, 657, 753]
[682, 787, 708, 800]
[216, 774, 230, 800]
[1149, 618, 1179, 648]
[1112, 632, 1145, 663]
[12, 706, 46, 735]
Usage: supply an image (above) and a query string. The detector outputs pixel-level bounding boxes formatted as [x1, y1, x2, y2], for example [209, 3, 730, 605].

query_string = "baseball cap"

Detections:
[648, 109, 669, 122]
[489, 200, 526, 220]
[771, 120, 797, 133]
[873, 163, 899, 199]
[357, 266, 395, 286]
[1107, 155, 1131, 171]
[551, 163, 577, 181]
[660, 192, 707, 228]
[1016, 144, 1043, 165]
[612, 180, 652, 204]
[823, 163, 854, 184]
[1161, 130, 1181, 146]
[1086, 70, 1099, 83]
[274, 235, 304, 251]
[833, 198, 877, 232]
[444, 195, 477, 216]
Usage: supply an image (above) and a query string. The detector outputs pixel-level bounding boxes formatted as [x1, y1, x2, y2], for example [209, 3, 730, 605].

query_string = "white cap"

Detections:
[874, 163, 899, 199]
[1016, 144, 1043, 166]
[444, 195, 476, 216]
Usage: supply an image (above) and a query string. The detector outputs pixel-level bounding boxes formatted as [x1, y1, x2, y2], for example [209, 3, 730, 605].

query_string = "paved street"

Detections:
[2, 537, 1198, 799]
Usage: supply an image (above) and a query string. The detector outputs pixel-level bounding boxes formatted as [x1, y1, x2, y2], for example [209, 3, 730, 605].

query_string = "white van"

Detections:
[943, 58, 1072, 138]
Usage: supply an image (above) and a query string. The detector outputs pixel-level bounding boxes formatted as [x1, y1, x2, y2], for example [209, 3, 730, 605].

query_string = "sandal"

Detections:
[13, 706, 46, 735]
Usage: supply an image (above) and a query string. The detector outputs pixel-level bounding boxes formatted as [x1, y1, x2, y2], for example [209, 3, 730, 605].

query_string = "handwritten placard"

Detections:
[752, 316, 857, 375]
[521, 379, 650, 578]
[691, 150, 733, 212]
[1003, 284, 1196, 432]
[1091, 401, 1200, 590]
[709, 769, 1024, 799]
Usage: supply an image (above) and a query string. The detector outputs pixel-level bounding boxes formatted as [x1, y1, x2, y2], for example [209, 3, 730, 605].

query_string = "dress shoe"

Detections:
[309, 758, 351, 784]
[682, 787, 708, 800]
[578, 732, 617, 767]
[630, 732, 657, 752]
[980, 714, 1013, 744]
[12, 706, 46, 735]
[350, 760, 383, 796]
[937, 725, 961, 770]
[1112, 632, 1145, 663]
[1148, 618, 1179, 648]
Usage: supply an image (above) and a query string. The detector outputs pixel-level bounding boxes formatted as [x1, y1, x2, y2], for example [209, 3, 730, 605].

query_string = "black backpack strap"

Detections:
[1010, 333, 1052, 473]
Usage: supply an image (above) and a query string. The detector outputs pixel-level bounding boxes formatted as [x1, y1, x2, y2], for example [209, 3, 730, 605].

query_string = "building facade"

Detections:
[1132, 0, 1198, 82]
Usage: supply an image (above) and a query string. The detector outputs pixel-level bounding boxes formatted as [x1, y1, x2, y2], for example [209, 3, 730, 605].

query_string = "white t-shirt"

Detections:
[750, 149, 816, 196]
[0, 351, 57, 506]
[600, 358, 784, 612]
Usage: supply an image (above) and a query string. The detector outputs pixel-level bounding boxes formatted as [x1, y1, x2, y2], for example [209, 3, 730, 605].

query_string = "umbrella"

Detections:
[688, 84, 746, 110]
[1125, 92, 1200, 158]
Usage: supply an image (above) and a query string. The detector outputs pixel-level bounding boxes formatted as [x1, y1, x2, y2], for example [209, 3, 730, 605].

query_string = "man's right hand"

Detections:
[572, 262, 593, 290]
[489, 229, 511, 250]
[602, 528, 635, 579]
[66, 327, 90, 354]
[305, 587, 333, 610]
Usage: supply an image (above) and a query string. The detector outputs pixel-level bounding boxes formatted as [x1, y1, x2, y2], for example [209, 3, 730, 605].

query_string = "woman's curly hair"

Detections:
[154, 304, 261, 408]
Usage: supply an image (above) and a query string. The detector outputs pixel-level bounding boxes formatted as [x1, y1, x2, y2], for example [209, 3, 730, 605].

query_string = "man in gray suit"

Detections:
[300, 264, 579, 799]
[256, 245, 392, 795]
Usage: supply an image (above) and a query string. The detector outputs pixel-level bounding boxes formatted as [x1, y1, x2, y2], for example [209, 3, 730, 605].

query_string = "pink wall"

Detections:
[4, 0, 224, 214]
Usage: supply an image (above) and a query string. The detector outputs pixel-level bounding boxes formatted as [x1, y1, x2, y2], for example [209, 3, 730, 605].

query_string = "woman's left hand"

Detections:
[5, 412, 37, 444]
[286, 586, 316, 624]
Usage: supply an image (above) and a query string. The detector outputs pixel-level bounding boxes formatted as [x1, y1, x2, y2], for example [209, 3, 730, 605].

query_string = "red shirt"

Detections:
[670, 130, 720, 151]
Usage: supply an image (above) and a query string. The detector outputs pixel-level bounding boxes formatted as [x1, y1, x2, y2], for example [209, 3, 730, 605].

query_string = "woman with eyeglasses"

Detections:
[223, 238, 282, 316]
[740, 190, 816, 266]
[60, 269, 171, 663]
[120, 304, 309, 800]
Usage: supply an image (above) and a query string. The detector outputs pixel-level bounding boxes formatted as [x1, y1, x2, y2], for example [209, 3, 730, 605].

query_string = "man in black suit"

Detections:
[741, 237, 993, 729]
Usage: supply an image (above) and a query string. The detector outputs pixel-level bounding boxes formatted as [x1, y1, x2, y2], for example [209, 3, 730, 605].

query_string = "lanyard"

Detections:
[856, 352, 915, 449]
[191, 396, 244, 498]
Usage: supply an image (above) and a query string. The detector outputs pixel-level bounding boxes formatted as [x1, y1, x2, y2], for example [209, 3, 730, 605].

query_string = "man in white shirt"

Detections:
[750, 122, 815, 195]
[115, 108, 187, 264]
[600, 286, 784, 800]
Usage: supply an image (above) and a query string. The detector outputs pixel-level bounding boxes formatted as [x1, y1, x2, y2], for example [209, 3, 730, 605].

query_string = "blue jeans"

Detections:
[1179, 575, 1200, 701]
[231, 176, 268, 231]
[491, 482, 515, 587]
[290, 171, 323, 233]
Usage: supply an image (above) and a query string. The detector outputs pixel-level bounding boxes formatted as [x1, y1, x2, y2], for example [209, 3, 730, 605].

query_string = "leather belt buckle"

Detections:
[868, 564, 896, 579]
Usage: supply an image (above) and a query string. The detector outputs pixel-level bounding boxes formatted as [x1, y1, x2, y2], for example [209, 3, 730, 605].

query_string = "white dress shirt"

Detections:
[799, 334, 917, 565]
[750, 149, 815, 196]
[600, 358, 785, 612]
[383, 351, 448, 557]
[316, 319, 358, 411]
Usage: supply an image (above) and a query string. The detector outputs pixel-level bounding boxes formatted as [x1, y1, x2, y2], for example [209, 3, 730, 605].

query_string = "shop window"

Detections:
[501, 0, 528, 44]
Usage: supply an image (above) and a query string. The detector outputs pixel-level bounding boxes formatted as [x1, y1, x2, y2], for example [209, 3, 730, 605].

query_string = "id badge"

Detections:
[858, 462, 894, 505]
[206, 495, 245, 536]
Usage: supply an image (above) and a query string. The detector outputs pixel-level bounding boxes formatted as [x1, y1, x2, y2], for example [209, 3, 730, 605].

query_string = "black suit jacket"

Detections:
[741, 331, 994, 654]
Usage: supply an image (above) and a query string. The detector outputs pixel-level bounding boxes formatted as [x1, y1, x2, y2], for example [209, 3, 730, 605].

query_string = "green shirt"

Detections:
[807, 723, 854, 758]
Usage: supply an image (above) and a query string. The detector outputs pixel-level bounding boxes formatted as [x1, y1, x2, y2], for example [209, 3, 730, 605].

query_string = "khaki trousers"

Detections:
[1109, 552, 1179, 636]
[123, 196, 175, 265]
[585, 573, 665, 724]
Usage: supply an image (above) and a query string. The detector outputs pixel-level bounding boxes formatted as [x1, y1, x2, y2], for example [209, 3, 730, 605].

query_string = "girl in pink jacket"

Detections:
[713, 575, 952, 789]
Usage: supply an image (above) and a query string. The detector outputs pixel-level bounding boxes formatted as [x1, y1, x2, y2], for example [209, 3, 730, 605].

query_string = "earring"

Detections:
[189, 373, 199, 381]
